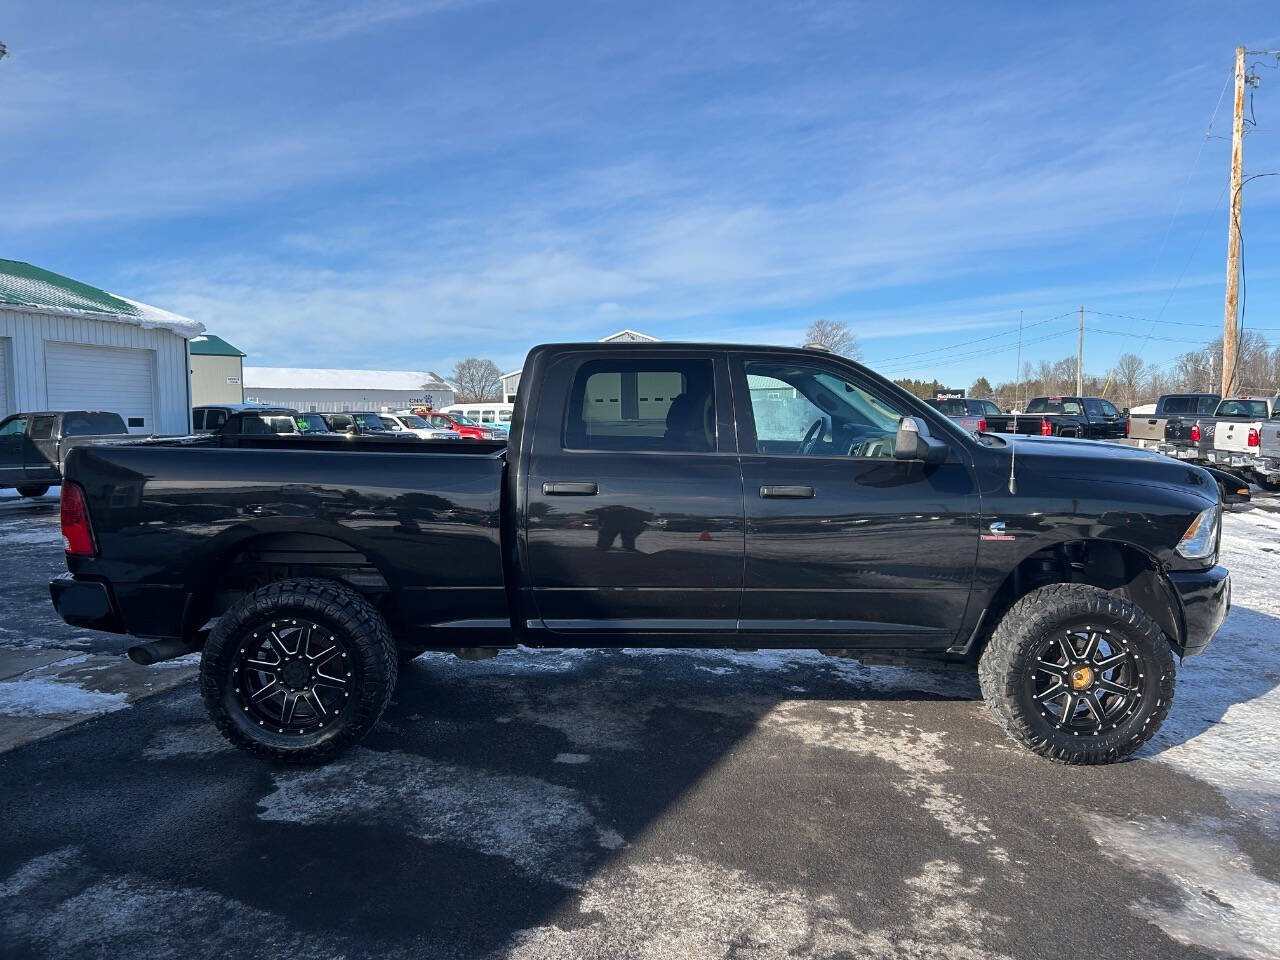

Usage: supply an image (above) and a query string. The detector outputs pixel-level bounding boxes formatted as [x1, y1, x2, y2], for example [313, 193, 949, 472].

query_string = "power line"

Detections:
[864, 311, 1075, 366]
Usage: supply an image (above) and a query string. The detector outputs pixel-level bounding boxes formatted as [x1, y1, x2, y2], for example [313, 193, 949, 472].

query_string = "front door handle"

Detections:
[542, 481, 598, 496]
[760, 484, 814, 499]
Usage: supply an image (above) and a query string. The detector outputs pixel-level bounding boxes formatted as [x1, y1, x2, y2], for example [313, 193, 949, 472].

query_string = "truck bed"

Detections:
[60, 441, 510, 643]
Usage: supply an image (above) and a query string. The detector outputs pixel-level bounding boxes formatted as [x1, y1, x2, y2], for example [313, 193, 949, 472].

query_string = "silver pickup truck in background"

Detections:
[1255, 415, 1280, 489]
[1212, 395, 1280, 465]
[1129, 393, 1218, 447]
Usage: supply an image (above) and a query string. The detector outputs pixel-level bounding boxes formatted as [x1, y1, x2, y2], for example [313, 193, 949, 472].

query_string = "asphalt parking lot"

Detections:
[2, 488, 1279, 959]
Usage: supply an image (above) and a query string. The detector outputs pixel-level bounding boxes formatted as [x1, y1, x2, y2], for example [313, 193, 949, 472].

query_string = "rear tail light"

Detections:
[60, 481, 97, 557]
[1190, 422, 1201, 443]
[977, 418, 987, 433]
[1249, 427, 1260, 447]
[1040, 418, 1052, 436]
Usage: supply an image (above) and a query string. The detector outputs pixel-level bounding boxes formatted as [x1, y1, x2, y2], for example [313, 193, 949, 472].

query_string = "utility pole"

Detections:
[1076, 306, 1084, 397]
[1015, 310, 1024, 411]
[1222, 44, 1246, 396]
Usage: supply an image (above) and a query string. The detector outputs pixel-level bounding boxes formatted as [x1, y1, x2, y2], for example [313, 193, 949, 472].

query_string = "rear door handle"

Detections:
[542, 481, 598, 496]
[760, 484, 814, 499]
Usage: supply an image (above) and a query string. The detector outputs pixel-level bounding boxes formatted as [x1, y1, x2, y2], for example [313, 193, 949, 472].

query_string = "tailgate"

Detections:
[1127, 416, 1165, 442]
[1215, 421, 1257, 453]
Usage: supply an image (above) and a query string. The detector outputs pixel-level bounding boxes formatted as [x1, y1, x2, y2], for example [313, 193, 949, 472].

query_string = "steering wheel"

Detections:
[799, 418, 825, 455]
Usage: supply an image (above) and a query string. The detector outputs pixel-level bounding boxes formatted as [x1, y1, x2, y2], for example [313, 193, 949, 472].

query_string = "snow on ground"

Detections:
[0, 677, 128, 717]
[1141, 503, 1280, 829]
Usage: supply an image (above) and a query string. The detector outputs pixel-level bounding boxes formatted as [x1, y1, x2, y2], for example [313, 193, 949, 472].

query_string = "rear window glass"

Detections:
[929, 398, 967, 416]
[1026, 398, 1082, 415]
[62, 412, 127, 436]
[1216, 399, 1269, 418]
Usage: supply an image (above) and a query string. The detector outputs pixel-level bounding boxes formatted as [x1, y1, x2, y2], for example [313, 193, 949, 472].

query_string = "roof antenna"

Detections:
[1008, 309, 1024, 495]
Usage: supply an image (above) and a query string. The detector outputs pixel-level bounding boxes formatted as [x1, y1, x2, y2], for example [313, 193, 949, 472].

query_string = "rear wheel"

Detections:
[16, 485, 49, 498]
[978, 583, 1175, 764]
[200, 578, 397, 762]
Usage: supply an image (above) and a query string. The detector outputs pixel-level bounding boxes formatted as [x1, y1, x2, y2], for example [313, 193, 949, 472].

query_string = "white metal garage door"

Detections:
[0, 338, 11, 419]
[45, 341, 155, 434]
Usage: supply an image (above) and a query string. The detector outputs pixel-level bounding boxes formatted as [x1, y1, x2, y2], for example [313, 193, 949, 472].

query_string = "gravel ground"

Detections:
[1, 487, 1278, 959]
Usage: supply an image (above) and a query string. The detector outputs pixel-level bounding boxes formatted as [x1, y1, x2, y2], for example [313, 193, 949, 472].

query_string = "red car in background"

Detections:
[421, 411, 505, 441]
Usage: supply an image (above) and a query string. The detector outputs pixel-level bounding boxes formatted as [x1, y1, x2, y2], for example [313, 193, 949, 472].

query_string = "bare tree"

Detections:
[1111, 353, 1148, 409]
[802, 319, 861, 360]
[449, 357, 502, 404]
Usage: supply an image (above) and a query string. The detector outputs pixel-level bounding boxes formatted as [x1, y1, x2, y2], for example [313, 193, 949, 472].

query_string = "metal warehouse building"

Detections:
[243, 367, 454, 413]
[0, 260, 203, 434]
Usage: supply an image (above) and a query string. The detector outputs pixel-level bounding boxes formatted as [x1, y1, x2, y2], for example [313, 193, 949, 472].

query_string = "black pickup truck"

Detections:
[987, 396, 1127, 440]
[50, 343, 1230, 765]
[1, 410, 129, 497]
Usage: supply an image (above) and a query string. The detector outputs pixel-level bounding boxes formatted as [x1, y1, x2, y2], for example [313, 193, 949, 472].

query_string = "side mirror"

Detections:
[894, 416, 948, 464]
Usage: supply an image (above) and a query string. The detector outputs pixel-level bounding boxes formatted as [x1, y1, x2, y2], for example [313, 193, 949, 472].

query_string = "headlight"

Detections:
[1176, 506, 1219, 560]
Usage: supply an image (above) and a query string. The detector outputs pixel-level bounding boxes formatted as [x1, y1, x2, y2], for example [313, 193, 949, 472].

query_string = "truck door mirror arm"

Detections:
[894, 416, 948, 464]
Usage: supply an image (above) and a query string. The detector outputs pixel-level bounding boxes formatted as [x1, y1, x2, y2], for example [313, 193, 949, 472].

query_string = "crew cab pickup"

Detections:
[1128, 393, 1219, 445]
[1254, 414, 1280, 488]
[50, 343, 1230, 766]
[0, 410, 129, 497]
[986, 396, 1127, 440]
[926, 397, 1002, 433]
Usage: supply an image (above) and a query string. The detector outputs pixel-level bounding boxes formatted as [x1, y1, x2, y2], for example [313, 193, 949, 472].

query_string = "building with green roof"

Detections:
[0, 259, 203, 434]
[190, 334, 247, 405]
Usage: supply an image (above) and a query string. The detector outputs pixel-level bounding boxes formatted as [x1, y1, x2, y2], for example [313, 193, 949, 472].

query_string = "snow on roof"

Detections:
[244, 367, 455, 392]
[0, 259, 205, 339]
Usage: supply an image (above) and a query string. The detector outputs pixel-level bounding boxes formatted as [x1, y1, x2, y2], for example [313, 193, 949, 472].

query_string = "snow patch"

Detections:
[502, 855, 1011, 959]
[0, 677, 128, 717]
[1086, 815, 1280, 960]
[257, 748, 619, 887]
[0, 521, 61, 544]
[143, 725, 232, 759]
[553, 752, 590, 764]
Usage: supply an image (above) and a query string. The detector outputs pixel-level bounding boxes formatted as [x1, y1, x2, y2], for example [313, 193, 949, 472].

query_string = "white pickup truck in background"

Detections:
[1212, 395, 1280, 469]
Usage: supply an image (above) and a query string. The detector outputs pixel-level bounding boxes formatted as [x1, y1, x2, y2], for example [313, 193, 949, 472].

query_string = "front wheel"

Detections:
[978, 583, 1175, 764]
[200, 578, 397, 762]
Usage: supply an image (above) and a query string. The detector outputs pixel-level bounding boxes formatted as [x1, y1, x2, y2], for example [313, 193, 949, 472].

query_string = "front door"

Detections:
[0, 415, 28, 488]
[733, 355, 980, 648]
[523, 351, 743, 640]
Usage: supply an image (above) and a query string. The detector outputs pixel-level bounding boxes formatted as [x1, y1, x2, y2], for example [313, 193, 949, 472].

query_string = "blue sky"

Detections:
[2, 1, 1279, 388]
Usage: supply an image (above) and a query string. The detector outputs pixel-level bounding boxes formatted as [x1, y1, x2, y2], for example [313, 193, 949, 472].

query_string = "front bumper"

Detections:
[1169, 565, 1230, 658]
[49, 573, 126, 634]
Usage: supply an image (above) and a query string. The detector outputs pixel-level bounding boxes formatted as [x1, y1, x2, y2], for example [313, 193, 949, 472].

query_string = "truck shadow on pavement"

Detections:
[2, 621, 1277, 959]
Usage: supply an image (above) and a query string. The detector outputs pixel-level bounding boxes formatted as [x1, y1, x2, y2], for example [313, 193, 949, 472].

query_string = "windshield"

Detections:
[295, 414, 329, 432]
[1026, 397, 1082, 415]
[62, 412, 128, 436]
[354, 414, 386, 430]
[446, 413, 477, 426]
[1215, 399, 1269, 418]
[399, 415, 429, 428]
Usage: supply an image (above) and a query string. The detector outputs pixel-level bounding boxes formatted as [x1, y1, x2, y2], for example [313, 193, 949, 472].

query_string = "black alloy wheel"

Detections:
[235, 619, 353, 735]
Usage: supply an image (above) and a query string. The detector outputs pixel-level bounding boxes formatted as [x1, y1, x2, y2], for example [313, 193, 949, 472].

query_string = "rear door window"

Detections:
[0, 416, 27, 437]
[205, 409, 228, 430]
[564, 358, 716, 452]
[29, 416, 56, 440]
[192, 410, 205, 430]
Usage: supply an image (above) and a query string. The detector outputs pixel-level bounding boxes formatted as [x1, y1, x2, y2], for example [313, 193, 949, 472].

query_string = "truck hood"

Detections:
[1000, 435, 1219, 501]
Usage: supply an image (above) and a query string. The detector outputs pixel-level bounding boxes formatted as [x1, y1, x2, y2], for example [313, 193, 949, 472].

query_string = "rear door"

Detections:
[25, 415, 60, 479]
[522, 350, 744, 639]
[732, 354, 979, 648]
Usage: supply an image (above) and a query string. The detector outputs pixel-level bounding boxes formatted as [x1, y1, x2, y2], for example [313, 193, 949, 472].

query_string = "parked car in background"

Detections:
[194, 404, 296, 434]
[423, 411, 505, 440]
[320, 412, 416, 439]
[1127, 393, 1219, 446]
[53, 341, 1229, 768]
[986, 396, 1127, 440]
[926, 397, 1002, 433]
[440, 402, 514, 430]
[0, 411, 129, 497]
[219, 411, 334, 436]
[378, 413, 463, 440]
[1212, 395, 1280, 466]
[1164, 395, 1277, 465]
